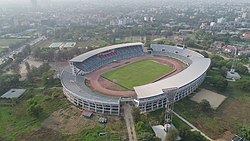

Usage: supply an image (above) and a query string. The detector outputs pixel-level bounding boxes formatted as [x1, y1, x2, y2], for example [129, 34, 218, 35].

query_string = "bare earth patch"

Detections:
[19, 57, 43, 81]
[17, 127, 65, 141]
[191, 89, 227, 109]
[42, 105, 96, 134]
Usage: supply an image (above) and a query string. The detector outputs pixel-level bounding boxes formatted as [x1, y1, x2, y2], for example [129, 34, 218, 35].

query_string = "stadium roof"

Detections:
[1, 89, 26, 99]
[61, 71, 120, 104]
[70, 42, 143, 62]
[134, 47, 211, 99]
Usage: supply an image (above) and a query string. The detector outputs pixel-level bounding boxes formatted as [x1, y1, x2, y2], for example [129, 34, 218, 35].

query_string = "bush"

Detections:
[26, 98, 43, 118]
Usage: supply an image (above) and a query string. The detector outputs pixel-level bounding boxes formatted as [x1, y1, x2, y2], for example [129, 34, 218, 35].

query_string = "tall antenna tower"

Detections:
[226, 46, 241, 80]
[163, 88, 178, 132]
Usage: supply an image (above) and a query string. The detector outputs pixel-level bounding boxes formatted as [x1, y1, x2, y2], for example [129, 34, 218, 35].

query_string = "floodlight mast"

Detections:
[163, 88, 178, 132]
[230, 47, 238, 73]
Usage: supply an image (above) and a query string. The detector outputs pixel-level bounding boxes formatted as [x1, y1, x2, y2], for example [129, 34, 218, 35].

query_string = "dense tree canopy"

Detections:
[0, 74, 19, 95]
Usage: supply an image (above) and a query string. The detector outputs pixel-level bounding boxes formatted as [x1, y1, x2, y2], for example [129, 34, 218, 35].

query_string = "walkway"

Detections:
[173, 111, 213, 141]
[123, 104, 137, 141]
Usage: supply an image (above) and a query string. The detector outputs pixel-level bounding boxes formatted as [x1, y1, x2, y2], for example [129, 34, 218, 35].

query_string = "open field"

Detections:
[0, 48, 7, 53]
[191, 89, 227, 109]
[174, 79, 250, 139]
[0, 39, 25, 47]
[0, 88, 128, 141]
[35, 39, 53, 49]
[0, 88, 69, 141]
[102, 59, 174, 89]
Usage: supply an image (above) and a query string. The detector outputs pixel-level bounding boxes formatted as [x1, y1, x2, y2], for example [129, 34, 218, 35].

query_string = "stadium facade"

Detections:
[60, 43, 211, 115]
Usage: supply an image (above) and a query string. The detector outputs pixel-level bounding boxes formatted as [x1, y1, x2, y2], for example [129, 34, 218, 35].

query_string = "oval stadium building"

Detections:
[60, 43, 211, 115]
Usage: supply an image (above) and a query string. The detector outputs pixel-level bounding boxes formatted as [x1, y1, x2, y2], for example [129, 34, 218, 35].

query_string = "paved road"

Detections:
[0, 36, 46, 66]
[123, 104, 137, 141]
[173, 111, 213, 141]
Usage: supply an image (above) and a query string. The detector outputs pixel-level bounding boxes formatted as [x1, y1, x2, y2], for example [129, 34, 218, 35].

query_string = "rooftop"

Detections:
[70, 42, 143, 62]
[63, 42, 76, 48]
[1, 89, 26, 99]
[49, 42, 63, 48]
[61, 71, 120, 104]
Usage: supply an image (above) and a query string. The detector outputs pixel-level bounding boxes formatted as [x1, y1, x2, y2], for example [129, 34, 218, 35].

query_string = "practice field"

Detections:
[0, 39, 25, 47]
[102, 59, 174, 90]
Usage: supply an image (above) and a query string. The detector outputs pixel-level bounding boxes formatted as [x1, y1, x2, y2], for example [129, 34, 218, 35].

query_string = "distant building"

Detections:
[231, 135, 248, 141]
[30, 0, 38, 7]
[210, 22, 216, 26]
[61, 42, 76, 49]
[217, 17, 225, 24]
[179, 29, 194, 34]
[213, 41, 225, 49]
[223, 45, 236, 53]
[242, 33, 250, 39]
[49, 42, 63, 49]
[1, 89, 26, 99]
[238, 50, 250, 56]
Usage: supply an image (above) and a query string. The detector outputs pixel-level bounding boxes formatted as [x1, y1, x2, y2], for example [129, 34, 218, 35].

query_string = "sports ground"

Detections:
[101, 59, 174, 90]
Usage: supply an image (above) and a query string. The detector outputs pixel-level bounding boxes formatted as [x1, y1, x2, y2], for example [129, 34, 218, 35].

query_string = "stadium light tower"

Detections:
[163, 88, 178, 132]
[226, 46, 241, 80]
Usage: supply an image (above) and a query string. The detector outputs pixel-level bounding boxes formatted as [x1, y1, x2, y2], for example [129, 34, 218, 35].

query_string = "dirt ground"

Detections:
[191, 89, 227, 109]
[19, 57, 43, 81]
[17, 127, 65, 141]
[42, 105, 95, 134]
[19, 57, 70, 81]
[49, 61, 71, 74]
[86, 55, 186, 97]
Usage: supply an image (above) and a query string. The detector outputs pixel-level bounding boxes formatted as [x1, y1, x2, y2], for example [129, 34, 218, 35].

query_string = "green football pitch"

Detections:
[101, 59, 174, 90]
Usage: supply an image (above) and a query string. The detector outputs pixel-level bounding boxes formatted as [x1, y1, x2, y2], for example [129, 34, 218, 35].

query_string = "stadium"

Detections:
[60, 43, 211, 115]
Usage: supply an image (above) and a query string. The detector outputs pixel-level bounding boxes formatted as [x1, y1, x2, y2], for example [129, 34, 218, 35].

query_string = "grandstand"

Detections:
[61, 43, 211, 115]
[61, 71, 120, 115]
[70, 43, 144, 75]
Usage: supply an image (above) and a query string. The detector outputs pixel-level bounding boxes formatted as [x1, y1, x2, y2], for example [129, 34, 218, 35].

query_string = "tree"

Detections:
[157, 40, 165, 44]
[236, 79, 250, 92]
[42, 71, 54, 87]
[198, 99, 212, 113]
[25, 62, 30, 73]
[239, 126, 250, 140]
[137, 132, 160, 141]
[166, 128, 179, 141]
[32, 47, 41, 59]
[0, 74, 19, 94]
[191, 131, 208, 141]
[179, 126, 191, 138]
[206, 75, 228, 91]
[26, 98, 43, 118]
[237, 63, 248, 75]
[132, 107, 141, 123]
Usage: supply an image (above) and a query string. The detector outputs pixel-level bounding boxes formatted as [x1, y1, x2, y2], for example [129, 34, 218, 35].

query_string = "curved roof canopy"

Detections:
[70, 42, 143, 62]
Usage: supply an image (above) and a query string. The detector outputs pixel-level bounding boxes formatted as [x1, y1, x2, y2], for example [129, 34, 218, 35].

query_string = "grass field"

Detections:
[0, 39, 25, 47]
[102, 59, 174, 89]
[0, 48, 7, 53]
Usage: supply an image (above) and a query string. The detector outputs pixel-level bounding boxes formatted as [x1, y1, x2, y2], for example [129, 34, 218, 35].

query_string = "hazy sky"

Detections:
[0, 0, 249, 7]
